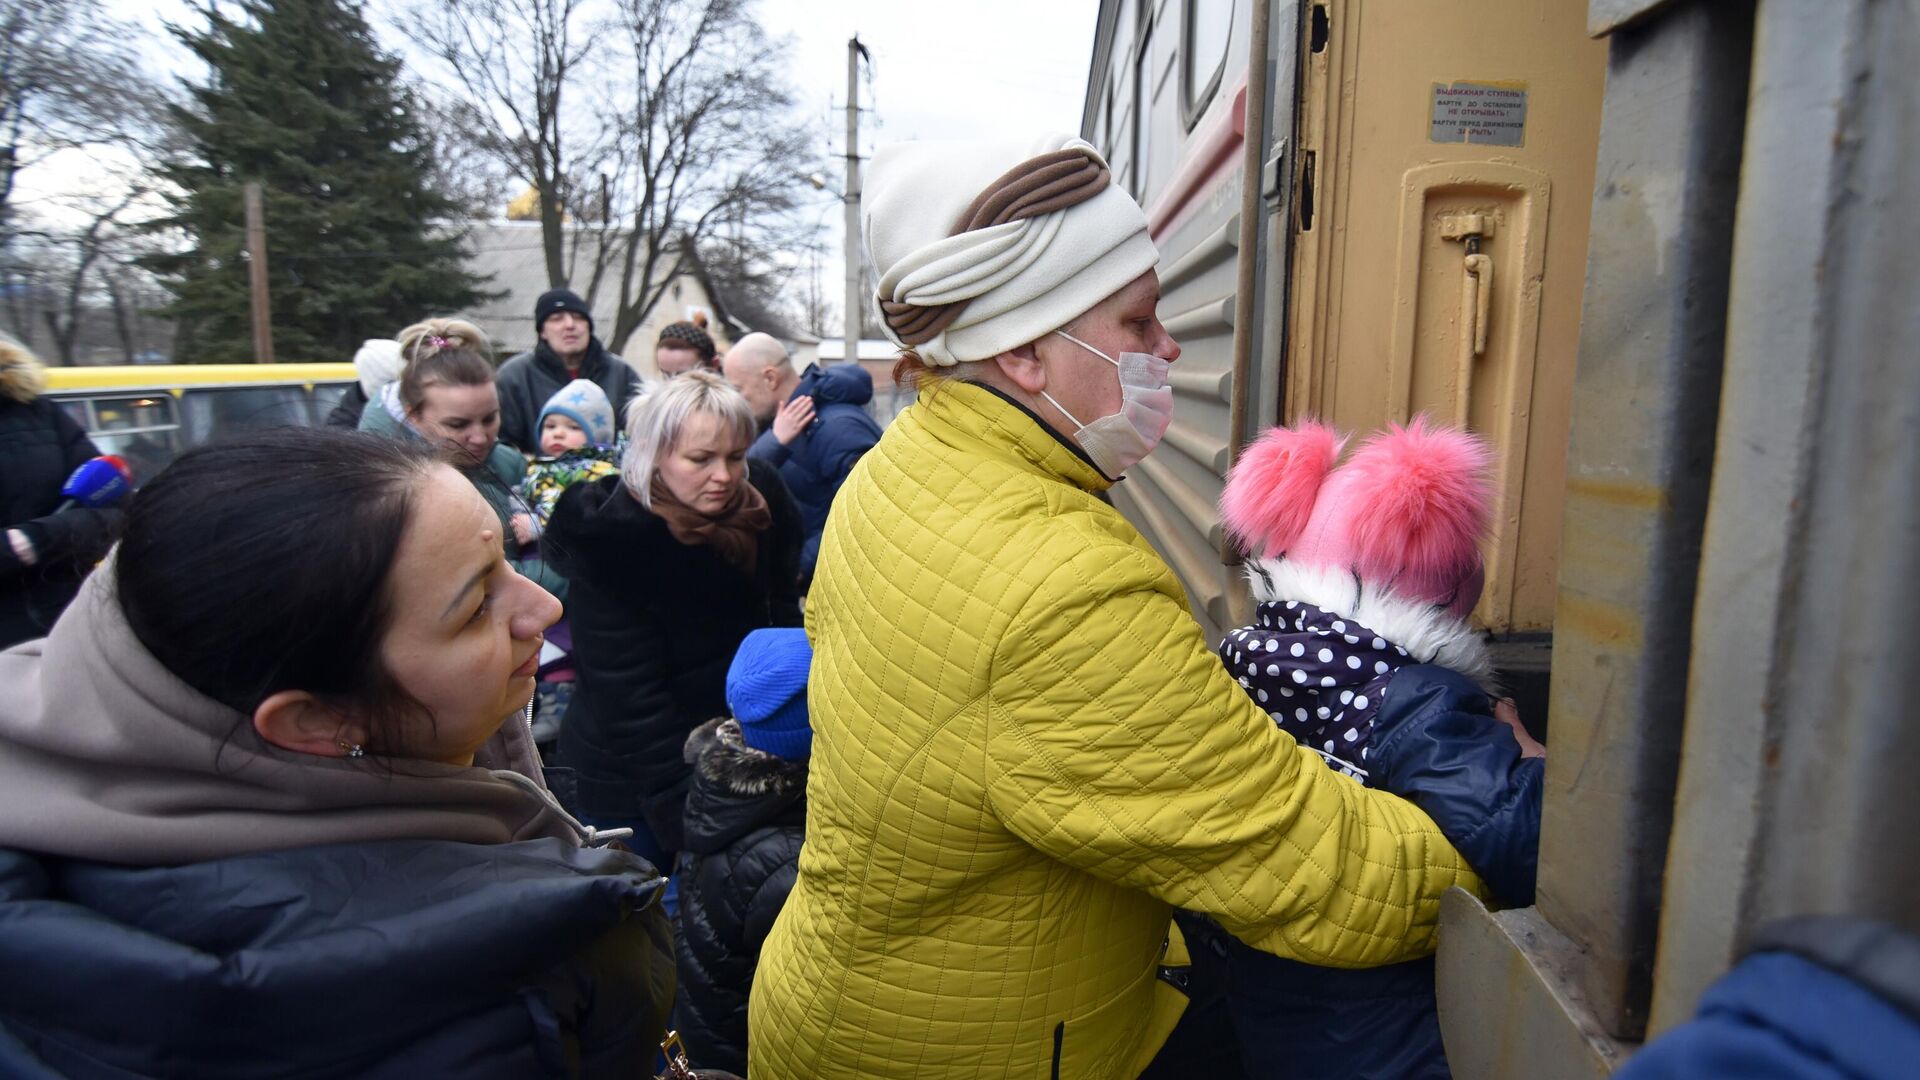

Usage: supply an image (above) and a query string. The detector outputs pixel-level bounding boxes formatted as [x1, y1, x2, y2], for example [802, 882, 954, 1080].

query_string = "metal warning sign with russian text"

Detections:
[1430, 82, 1528, 147]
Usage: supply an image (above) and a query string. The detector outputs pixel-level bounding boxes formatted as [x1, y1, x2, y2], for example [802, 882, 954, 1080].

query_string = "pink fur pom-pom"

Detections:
[1220, 421, 1343, 558]
[1337, 415, 1494, 589]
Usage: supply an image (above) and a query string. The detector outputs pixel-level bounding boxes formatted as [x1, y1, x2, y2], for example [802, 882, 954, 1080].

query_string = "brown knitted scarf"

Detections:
[880, 146, 1113, 346]
[647, 475, 772, 574]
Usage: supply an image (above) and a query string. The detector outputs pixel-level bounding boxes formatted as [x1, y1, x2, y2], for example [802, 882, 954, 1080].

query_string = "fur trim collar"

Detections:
[377, 380, 410, 426]
[684, 717, 807, 798]
[0, 340, 47, 404]
[547, 465, 780, 604]
[1244, 557, 1497, 691]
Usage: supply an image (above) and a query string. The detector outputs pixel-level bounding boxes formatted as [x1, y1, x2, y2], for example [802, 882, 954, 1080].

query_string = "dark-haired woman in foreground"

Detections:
[0, 428, 673, 1079]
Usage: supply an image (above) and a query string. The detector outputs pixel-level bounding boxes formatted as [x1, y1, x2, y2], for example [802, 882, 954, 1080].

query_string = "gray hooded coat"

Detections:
[0, 571, 675, 1078]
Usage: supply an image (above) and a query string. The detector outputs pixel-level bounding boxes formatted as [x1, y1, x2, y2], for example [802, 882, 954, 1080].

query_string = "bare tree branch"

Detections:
[418, 0, 822, 351]
[0, 0, 171, 346]
[410, 0, 596, 286]
[9, 185, 165, 363]
[596, 0, 820, 351]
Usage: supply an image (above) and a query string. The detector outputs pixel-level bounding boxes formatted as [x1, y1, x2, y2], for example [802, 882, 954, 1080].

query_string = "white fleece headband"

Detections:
[863, 134, 1159, 367]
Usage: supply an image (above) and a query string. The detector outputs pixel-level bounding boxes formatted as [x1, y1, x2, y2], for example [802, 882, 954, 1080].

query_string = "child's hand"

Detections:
[510, 512, 537, 546]
[1494, 698, 1546, 759]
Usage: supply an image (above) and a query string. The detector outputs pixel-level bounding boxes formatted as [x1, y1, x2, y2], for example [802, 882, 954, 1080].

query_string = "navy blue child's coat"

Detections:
[1215, 561, 1544, 1079]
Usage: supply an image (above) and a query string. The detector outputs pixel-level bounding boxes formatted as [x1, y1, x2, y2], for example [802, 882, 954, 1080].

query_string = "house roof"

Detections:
[458, 221, 743, 355]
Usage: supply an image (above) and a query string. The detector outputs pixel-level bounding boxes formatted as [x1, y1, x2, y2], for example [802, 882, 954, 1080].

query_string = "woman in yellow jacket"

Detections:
[748, 134, 1485, 1079]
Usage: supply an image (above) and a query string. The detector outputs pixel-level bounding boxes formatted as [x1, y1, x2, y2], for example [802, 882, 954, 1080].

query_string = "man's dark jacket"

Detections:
[324, 383, 371, 429]
[746, 363, 882, 584]
[496, 340, 645, 453]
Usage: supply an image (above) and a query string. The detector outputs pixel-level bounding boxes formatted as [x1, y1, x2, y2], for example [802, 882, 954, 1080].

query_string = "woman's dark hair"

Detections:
[656, 320, 716, 365]
[116, 427, 444, 753]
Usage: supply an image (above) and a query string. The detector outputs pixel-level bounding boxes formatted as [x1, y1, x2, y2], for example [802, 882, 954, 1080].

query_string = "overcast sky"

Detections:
[754, 0, 1100, 331]
[760, 0, 1098, 144]
[41, 0, 1099, 331]
[87, 0, 1099, 143]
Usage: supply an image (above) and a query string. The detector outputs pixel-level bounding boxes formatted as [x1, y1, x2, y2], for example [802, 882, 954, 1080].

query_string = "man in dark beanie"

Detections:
[654, 320, 718, 377]
[496, 287, 647, 454]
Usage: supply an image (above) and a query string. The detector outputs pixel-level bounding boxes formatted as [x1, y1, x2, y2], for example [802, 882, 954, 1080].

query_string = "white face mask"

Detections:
[1043, 330, 1175, 478]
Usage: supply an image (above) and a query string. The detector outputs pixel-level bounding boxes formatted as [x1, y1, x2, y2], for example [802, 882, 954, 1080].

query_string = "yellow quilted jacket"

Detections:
[749, 382, 1481, 1079]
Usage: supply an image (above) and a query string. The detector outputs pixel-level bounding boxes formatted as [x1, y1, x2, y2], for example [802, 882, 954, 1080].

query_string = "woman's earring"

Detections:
[339, 741, 366, 759]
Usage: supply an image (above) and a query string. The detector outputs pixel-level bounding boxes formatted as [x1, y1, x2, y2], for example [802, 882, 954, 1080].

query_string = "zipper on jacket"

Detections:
[1051, 1021, 1064, 1080]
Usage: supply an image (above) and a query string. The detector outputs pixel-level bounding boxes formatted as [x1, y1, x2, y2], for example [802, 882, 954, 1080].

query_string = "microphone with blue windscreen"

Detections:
[56, 455, 134, 513]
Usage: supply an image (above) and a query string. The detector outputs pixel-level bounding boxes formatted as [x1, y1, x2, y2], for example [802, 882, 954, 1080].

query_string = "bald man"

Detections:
[722, 333, 882, 587]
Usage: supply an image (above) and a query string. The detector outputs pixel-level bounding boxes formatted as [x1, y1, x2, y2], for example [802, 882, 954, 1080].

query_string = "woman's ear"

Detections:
[253, 690, 366, 758]
[991, 341, 1048, 394]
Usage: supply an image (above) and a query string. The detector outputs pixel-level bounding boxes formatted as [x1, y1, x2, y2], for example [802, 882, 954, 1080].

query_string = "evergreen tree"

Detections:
[145, 0, 489, 362]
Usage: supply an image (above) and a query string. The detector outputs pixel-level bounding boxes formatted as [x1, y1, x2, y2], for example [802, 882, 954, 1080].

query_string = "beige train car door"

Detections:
[1285, 0, 1606, 632]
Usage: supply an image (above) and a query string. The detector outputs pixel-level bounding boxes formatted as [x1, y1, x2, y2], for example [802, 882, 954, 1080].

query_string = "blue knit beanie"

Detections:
[538, 379, 616, 448]
[726, 628, 813, 759]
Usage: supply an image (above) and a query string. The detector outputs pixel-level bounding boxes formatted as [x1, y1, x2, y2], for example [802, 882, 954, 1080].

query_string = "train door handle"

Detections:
[1435, 212, 1499, 423]
[1463, 250, 1493, 357]
[1452, 237, 1493, 425]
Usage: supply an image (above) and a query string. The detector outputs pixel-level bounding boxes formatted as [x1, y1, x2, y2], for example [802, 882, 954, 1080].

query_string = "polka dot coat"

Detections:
[1219, 600, 1413, 782]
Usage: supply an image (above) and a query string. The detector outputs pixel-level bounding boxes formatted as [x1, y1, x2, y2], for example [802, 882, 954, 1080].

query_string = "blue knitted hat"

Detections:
[726, 628, 813, 760]
[538, 379, 616, 448]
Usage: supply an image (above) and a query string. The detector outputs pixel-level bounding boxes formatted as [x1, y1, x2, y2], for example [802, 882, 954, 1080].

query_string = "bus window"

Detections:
[178, 386, 312, 445]
[57, 399, 91, 431]
[92, 395, 174, 432]
[84, 395, 183, 484]
[40, 365, 357, 480]
[310, 383, 349, 423]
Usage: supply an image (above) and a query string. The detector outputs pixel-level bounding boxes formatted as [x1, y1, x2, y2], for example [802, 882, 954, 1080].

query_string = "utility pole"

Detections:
[842, 34, 868, 367]
[243, 182, 275, 363]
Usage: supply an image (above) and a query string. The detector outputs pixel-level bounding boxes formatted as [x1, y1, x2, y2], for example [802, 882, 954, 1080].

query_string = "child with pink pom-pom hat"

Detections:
[1207, 416, 1545, 1079]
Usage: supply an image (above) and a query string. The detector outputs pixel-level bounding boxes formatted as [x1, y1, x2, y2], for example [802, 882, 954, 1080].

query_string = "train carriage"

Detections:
[1083, 1, 1919, 1075]
[1085, 0, 1606, 648]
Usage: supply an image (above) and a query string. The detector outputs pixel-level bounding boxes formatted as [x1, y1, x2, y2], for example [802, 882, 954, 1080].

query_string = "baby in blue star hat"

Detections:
[511, 379, 623, 545]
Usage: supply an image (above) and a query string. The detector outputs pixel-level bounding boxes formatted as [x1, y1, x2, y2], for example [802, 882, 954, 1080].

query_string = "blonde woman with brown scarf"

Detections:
[544, 370, 804, 909]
